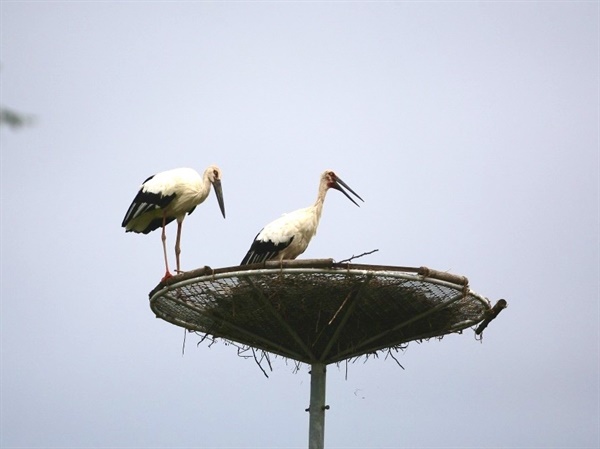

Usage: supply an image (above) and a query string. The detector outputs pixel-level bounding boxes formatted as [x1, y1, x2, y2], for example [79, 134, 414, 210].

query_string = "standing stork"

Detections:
[240, 169, 363, 265]
[122, 165, 226, 280]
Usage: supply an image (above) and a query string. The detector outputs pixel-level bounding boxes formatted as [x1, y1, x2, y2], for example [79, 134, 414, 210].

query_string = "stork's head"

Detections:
[206, 165, 226, 219]
[322, 170, 364, 207]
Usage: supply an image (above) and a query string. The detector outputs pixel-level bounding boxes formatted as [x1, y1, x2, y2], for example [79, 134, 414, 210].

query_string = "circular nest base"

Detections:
[149, 259, 497, 365]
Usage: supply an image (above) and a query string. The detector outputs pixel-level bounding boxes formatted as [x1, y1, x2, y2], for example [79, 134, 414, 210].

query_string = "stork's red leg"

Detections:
[161, 212, 172, 281]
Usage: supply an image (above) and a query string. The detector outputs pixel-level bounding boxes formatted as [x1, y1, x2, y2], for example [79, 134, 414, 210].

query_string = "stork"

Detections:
[240, 169, 363, 265]
[122, 165, 226, 280]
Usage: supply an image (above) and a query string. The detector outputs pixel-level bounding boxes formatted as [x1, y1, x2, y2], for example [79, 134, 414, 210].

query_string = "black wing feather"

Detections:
[134, 215, 177, 234]
[122, 178, 177, 229]
[240, 234, 294, 265]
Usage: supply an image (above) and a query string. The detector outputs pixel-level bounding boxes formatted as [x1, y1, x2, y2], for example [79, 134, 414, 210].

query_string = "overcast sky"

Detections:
[1, 1, 598, 448]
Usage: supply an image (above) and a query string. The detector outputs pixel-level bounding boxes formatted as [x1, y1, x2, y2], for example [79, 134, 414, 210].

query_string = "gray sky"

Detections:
[1, 1, 598, 448]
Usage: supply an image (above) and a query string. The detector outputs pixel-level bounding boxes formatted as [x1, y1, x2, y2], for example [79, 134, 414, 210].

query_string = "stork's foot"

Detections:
[160, 271, 173, 282]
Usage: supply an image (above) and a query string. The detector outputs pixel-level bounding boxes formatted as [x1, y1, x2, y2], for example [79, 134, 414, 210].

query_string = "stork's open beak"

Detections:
[332, 177, 364, 207]
[212, 179, 226, 218]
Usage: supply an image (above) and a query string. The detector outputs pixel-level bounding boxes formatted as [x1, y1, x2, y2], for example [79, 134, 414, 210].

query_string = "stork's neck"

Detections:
[312, 182, 329, 222]
[202, 172, 212, 195]
[191, 171, 210, 202]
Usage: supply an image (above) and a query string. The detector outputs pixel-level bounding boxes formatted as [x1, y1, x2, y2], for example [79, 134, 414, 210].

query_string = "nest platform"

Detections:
[148, 259, 501, 365]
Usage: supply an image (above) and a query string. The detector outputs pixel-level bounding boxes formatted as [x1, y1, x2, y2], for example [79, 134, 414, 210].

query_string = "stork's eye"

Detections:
[213, 169, 219, 179]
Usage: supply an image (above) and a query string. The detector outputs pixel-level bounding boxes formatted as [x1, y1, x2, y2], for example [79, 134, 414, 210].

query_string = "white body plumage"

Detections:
[253, 205, 323, 261]
[123, 168, 210, 234]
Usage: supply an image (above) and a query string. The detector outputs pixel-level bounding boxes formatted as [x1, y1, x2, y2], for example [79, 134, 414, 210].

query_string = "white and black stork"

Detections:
[122, 165, 226, 280]
[240, 169, 363, 265]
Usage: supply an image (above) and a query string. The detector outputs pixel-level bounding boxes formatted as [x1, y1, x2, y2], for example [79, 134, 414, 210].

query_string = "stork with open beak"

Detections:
[122, 165, 226, 280]
[241, 169, 363, 265]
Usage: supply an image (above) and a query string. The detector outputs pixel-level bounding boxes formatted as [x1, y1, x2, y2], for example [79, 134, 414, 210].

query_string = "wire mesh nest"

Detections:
[148, 259, 499, 365]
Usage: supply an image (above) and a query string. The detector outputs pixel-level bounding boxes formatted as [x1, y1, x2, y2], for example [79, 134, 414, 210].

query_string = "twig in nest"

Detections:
[194, 331, 217, 348]
[252, 348, 271, 378]
[236, 345, 273, 377]
[328, 291, 352, 325]
[236, 346, 253, 359]
[291, 359, 302, 374]
[263, 349, 273, 372]
[385, 348, 405, 370]
[338, 249, 379, 264]
[357, 352, 379, 364]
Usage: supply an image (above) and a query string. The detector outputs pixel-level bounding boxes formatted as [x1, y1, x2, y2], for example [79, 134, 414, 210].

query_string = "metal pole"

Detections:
[308, 363, 327, 449]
